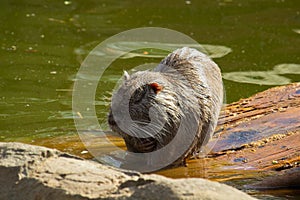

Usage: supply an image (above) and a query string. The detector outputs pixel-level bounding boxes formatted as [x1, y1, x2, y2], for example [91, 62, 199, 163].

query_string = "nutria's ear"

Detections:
[149, 82, 163, 94]
[123, 71, 130, 81]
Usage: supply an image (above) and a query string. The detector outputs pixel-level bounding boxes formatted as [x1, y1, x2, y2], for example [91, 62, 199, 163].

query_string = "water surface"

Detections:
[0, 0, 299, 199]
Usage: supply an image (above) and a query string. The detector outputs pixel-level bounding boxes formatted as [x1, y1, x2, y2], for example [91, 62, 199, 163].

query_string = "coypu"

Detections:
[108, 47, 223, 166]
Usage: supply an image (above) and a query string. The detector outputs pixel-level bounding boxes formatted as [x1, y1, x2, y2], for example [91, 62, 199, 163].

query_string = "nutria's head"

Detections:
[108, 71, 181, 153]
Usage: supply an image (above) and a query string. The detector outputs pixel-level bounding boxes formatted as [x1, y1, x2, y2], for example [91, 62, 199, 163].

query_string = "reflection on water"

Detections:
[273, 63, 300, 75]
[74, 41, 232, 61]
[293, 29, 300, 35]
[223, 63, 300, 85]
[223, 71, 290, 85]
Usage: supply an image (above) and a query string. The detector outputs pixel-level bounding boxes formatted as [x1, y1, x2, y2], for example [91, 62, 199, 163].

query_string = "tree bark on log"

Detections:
[208, 83, 300, 188]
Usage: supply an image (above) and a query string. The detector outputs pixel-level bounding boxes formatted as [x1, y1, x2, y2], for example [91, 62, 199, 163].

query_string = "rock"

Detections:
[0, 142, 256, 200]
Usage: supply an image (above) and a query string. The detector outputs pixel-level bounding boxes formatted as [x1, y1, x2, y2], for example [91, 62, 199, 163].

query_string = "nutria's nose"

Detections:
[108, 112, 116, 126]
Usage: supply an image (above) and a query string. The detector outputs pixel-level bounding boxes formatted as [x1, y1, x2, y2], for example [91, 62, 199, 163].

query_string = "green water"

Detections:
[0, 0, 299, 198]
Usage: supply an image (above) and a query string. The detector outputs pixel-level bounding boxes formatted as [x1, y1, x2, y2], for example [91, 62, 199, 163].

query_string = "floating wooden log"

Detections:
[207, 83, 300, 189]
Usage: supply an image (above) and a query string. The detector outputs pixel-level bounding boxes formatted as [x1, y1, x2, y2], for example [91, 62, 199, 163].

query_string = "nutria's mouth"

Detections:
[108, 113, 159, 153]
[124, 137, 158, 153]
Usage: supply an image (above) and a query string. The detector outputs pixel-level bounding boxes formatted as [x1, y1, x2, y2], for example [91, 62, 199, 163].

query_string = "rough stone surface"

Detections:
[0, 142, 256, 200]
